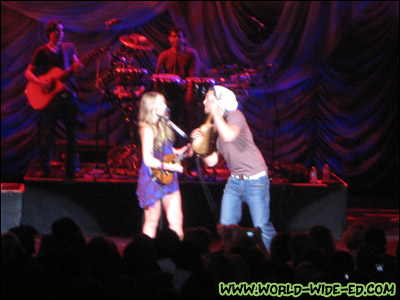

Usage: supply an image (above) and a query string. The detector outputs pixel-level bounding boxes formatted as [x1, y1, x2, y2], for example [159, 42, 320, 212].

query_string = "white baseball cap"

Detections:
[213, 85, 238, 111]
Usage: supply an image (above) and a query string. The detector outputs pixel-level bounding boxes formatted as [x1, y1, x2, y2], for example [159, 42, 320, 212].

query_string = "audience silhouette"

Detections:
[1, 217, 398, 299]
[342, 222, 368, 261]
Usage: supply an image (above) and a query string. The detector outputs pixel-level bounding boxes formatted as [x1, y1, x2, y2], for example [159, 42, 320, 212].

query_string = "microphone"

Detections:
[160, 107, 170, 121]
[158, 108, 170, 125]
[168, 119, 189, 140]
[161, 108, 189, 139]
[250, 16, 265, 29]
[105, 18, 121, 29]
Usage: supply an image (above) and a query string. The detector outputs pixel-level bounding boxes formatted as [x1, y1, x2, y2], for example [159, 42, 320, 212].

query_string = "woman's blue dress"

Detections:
[136, 141, 179, 209]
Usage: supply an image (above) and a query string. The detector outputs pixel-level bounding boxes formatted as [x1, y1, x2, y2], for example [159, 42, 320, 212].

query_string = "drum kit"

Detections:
[102, 33, 261, 177]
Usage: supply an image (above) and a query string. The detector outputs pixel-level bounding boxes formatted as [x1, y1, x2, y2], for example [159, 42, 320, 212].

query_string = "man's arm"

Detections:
[212, 112, 240, 143]
[25, 64, 52, 90]
[71, 53, 84, 72]
[208, 97, 240, 142]
[202, 151, 219, 167]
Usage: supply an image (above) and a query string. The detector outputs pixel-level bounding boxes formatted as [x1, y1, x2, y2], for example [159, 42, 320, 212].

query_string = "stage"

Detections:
[2, 161, 349, 240]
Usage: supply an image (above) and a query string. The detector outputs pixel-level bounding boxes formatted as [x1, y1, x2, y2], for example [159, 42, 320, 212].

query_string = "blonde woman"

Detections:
[136, 91, 191, 240]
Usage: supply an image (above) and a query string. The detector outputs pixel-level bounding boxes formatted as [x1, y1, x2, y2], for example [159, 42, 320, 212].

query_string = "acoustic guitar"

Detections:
[25, 45, 110, 110]
[151, 150, 189, 185]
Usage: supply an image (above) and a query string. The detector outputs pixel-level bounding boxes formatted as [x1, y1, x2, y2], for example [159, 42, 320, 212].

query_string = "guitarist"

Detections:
[25, 20, 83, 178]
[136, 91, 192, 241]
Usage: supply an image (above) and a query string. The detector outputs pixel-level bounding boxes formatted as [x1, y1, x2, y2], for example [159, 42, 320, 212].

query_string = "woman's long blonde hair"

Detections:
[138, 91, 175, 151]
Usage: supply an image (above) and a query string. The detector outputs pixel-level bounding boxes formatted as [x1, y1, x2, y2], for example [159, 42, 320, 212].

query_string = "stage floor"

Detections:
[23, 161, 232, 183]
[22, 160, 349, 188]
[2, 164, 398, 257]
[0, 160, 352, 241]
[24, 207, 399, 257]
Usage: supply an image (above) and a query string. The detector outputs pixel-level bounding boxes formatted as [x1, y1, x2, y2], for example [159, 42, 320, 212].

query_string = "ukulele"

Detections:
[151, 148, 189, 185]
[191, 113, 215, 155]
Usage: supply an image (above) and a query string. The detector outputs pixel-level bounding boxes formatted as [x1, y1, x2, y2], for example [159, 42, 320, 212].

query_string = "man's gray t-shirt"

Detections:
[216, 110, 267, 177]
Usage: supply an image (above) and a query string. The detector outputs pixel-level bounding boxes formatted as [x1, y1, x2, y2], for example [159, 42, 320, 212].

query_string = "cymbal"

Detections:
[119, 34, 153, 51]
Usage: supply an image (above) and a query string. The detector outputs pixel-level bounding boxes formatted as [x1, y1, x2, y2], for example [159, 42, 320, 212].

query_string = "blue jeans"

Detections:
[220, 174, 276, 250]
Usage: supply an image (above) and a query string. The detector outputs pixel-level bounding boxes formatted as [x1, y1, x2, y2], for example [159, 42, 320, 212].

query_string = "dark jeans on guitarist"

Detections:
[38, 90, 78, 177]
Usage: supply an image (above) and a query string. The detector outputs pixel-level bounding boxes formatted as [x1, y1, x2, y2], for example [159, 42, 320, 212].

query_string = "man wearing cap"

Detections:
[191, 85, 276, 251]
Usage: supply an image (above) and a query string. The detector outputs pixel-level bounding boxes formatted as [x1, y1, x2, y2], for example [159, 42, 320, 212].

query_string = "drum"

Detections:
[151, 74, 186, 126]
[223, 83, 249, 97]
[184, 77, 217, 131]
[230, 72, 251, 87]
[151, 74, 185, 103]
[113, 67, 149, 87]
[151, 74, 185, 129]
[185, 77, 217, 103]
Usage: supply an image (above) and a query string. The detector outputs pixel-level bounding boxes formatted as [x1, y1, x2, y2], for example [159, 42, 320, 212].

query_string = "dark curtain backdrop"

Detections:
[1, 1, 398, 194]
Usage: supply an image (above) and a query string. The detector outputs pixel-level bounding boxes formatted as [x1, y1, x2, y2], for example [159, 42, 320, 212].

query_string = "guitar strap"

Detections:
[61, 43, 70, 69]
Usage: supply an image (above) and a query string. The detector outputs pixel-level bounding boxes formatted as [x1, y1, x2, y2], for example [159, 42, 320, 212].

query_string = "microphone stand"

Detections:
[252, 16, 280, 163]
[263, 66, 279, 162]
[195, 154, 219, 223]
[168, 119, 189, 140]
[255, 25, 272, 161]
[94, 30, 112, 176]
[94, 75, 112, 177]
[94, 57, 110, 175]
[158, 118, 167, 233]
[167, 116, 219, 223]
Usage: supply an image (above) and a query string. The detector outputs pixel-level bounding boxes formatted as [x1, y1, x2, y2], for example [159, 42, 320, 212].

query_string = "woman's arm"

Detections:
[140, 126, 183, 172]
